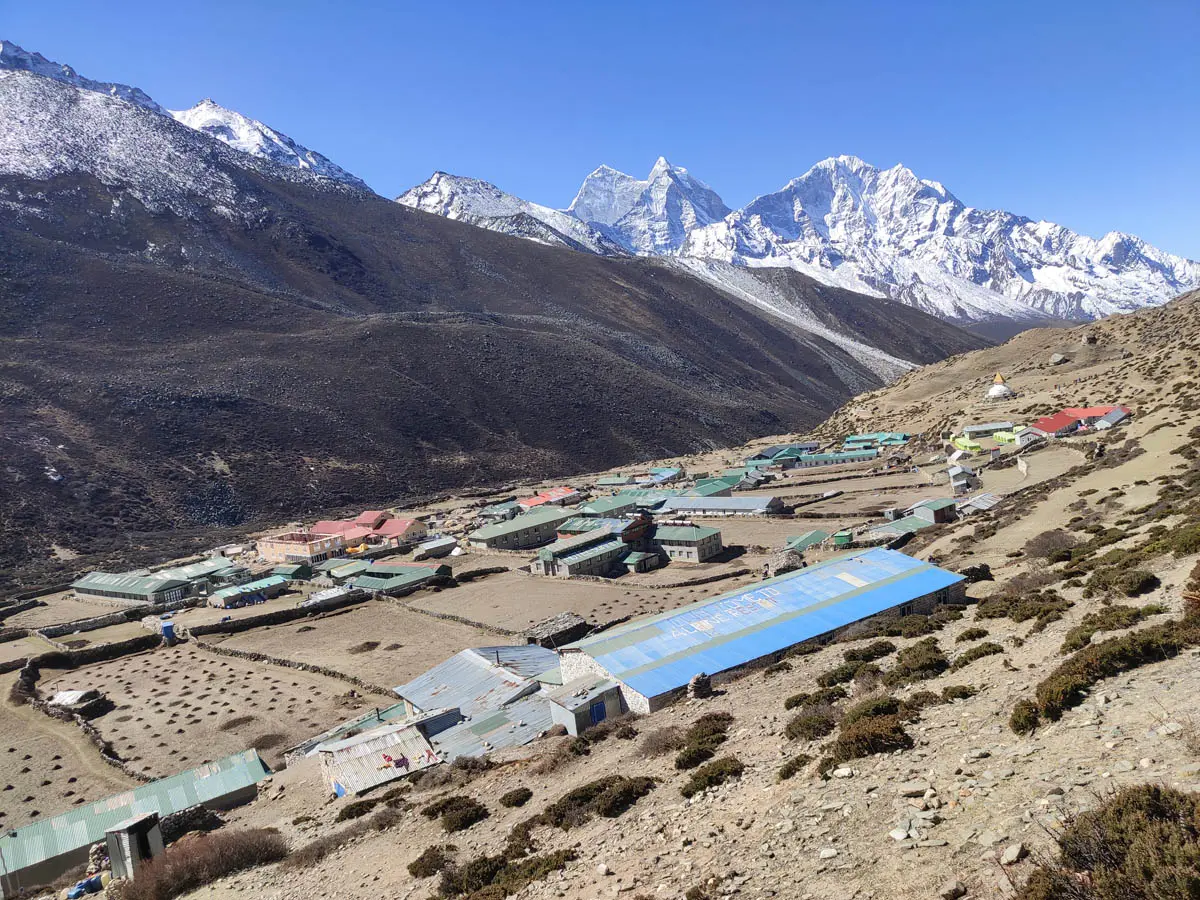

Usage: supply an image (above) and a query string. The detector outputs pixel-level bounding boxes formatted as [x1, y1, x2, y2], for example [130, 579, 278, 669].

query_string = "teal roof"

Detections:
[469, 506, 574, 541]
[655, 524, 721, 543]
[557, 538, 627, 567]
[785, 530, 830, 552]
[623, 551, 659, 564]
[913, 498, 958, 512]
[155, 557, 239, 582]
[595, 475, 633, 485]
[0, 750, 270, 876]
[615, 488, 682, 501]
[72, 571, 188, 596]
[684, 481, 734, 497]
[538, 529, 613, 561]
[350, 563, 449, 593]
[800, 450, 878, 463]
[872, 515, 936, 536]
[577, 495, 639, 516]
[211, 574, 288, 600]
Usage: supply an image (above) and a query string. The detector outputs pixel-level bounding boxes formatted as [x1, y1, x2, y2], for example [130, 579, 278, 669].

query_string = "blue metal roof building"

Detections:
[559, 548, 964, 712]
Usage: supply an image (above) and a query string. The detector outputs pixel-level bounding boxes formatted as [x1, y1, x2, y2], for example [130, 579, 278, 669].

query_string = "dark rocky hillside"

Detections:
[0, 78, 987, 588]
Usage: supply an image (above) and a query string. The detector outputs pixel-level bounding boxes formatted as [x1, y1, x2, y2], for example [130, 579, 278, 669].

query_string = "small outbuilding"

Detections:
[547, 678, 624, 735]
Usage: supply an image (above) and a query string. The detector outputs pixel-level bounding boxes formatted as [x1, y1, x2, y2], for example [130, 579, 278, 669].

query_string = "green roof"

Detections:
[72, 571, 189, 597]
[616, 488, 682, 500]
[327, 559, 372, 578]
[784, 530, 830, 552]
[623, 551, 659, 564]
[211, 574, 288, 600]
[155, 557, 239, 582]
[654, 525, 721, 543]
[272, 563, 311, 579]
[686, 479, 736, 496]
[800, 450, 878, 463]
[577, 495, 639, 516]
[538, 529, 613, 561]
[872, 515, 936, 535]
[557, 538, 628, 567]
[0, 750, 270, 876]
[913, 498, 958, 511]
[595, 475, 633, 485]
[469, 506, 575, 541]
[350, 565, 448, 593]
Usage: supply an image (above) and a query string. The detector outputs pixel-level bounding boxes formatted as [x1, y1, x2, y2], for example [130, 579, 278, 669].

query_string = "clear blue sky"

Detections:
[9, 0, 1199, 256]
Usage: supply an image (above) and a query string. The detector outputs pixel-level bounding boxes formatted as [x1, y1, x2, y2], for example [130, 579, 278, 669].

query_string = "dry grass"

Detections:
[110, 829, 287, 900]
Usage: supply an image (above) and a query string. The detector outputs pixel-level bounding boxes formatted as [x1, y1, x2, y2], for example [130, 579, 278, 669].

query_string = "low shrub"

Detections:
[1014, 785, 1200, 900]
[674, 743, 716, 770]
[883, 638, 948, 686]
[777, 754, 812, 781]
[941, 684, 978, 702]
[976, 590, 1073, 630]
[956, 626, 989, 643]
[499, 787, 532, 808]
[950, 641, 1005, 671]
[336, 798, 379, 822]
[816, 660, 868, 687]
[842, 639, 896, 663]
[784, 707, 837, 741]
[899, 690, 943, 717]
[840, 695, 900, 727]
[1016, 617, 1200, 727]
[783, 685, 846, 710]
[109, 829, 286, 900]
[539, 775, 656, 829]
[409, 845, 453, 878]
[1086, 567, 1161, 598]
[1060, 603, 1166, 653]
[827, 715, 912, 765]
[680, 757, 744, 798]
[639, 725, 686, 758]
[673, 712, 734, 769]
[762, 660, 792, 678]
[438, 850, 576, 898]
[421, 796, 490, 833]
[1010, 699, 1039, 735]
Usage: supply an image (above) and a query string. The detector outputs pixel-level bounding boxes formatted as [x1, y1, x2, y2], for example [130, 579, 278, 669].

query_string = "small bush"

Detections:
[1014, 785, 1200, 900]
[1024, 530, 1078, 560]
[284, 822, 368, 870]
[827, 715, 912, 764]
[777, 754, 812, 781]
[336, 798, 379, 822]
[950, 641, 1004, 671]
[884, 638, 948, 686]
[672, 712, 734, 768]
[941, 684, 977, 702]
[784, 707, 836, 741]
[539, 775, 656, 829]
[409, 845, 452, 878]
[422, 796, 490, 833]
[840, 695, 900, 727]
[842, 639, 896, 663]
[784, 686, 846, 710]
[674, 743, 716, 770]
[639, 725, 686, 757]
[1060, 603, 1166, 653]
[899, 690, 943, 718]
[1010, 699, 1039, 735]
[499, 787, 532, 808]
[438, 849, 576, 898]
[680, 757, 745, 798]
[956, 626, 989, 643]
[762, 660, 793, 678]
[817, 660, 868, 687]
[109, 829, 287, 900]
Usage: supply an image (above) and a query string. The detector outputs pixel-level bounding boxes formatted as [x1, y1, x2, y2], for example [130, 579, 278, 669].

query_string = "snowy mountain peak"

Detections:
[169, 98, 369, 190]
[397, 172, 625, 256]
[0, 39, 162, 112]
[0, 40, 368, 190]
[568, 157, 731, 254]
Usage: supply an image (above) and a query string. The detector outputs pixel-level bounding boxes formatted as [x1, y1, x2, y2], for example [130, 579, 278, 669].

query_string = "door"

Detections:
[589, 701, 607, 726]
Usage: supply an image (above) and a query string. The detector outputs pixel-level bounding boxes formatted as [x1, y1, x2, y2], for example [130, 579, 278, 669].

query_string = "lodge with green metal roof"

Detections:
[349, 562, 452, 596]
[71, 571, 191, 604]
[468, 506, 576, 550]
[653, 524, 723, 562]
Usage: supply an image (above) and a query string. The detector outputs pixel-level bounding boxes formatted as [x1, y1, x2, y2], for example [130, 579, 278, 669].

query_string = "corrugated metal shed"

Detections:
[659, 496, 781, 515]
[564, 549, 964, 701]
[393, 646, 557, 717]
[784, 530, 829, 552]
[868, 516, 935, 537]
[956, 493, 1001, 514]
[427, 694, 554, 761]
[320, 723, 440, 796]
[546, 677, 618, 712]
[210, 574, 288, 603]
[0, 750, 270, 876]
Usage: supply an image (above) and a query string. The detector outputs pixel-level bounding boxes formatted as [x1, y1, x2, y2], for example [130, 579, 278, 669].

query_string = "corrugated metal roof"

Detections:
[393, 646, 557, 717]
[321, 723, 440, 795]
[468, 506, 575, 541]
[71, 572, 188, 595]
[869, 515, 936, 536]
[546, 677, 618, 711]
[957, 493, 1001, 513]
[288, 702, 413, 758]
[537, 529, 613, 561]
[427, 694, 555, 761]
[0, 750, 270, 875]
[655, 525, 721, 543]
[659, 497, 780, 514]
[564, 549, 963, 700]
[784, 530, 830, 552]
[155, 558, 239, 582]
[908, 498, 958, 512]
[577, 496, 640, 516]
[557, 538, 626, 567]
[211, 574, 288, 601]
[798, 450, 879, 462]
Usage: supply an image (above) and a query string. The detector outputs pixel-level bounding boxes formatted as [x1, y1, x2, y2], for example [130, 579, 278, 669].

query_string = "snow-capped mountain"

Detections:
[399, 154, 1200, 323]
[171, 99, 369, 190]
[397, 172, 624, 255]
[568, 157, 731, 254]
[684, 155, 1200, 321]
[0, 40, 368, 191]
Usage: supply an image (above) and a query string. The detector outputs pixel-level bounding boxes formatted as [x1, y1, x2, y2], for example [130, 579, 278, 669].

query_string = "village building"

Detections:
[319, 717, 449, 797]
[1029, 411, 1081, 437]
[412, 536, 459, 560]
[71, 572, 191, 605]
[1095, 407, 1132, 429]
[634, 467, 684, 485]
[576, 495, 641, 517]
[532, 529, 630, 577]
[0, 750, 270, 895]
[907, 498, 959, 525]
[745, 442, 819, 462]
[595, 473, 635, 487]
[556, 515, 653, 547]
[518, 486, 582, 510]
[476, 500, 522, 523]
[524, 611, 592, 648]
[349, 562, 451, 596]
[558, 549, 966, 714]
[960, 422, 1014, 440]
[684, 479, 735, 498]
[1015, 426, 1048, 447]
[312, 558, 372, 585]
[653, 524, 724, 562]
[546, 677, 624, 735]
[658, 496, 784, 517]
[947, 464, 982, 495]
[467, 506, 576, 550]
[373, 517, 428, 546]
[789, 449, 879, 469]
[843, 432, 909, 450]
[784, 530, 829, 553]
[207, 574, 290, 608]
[271, 562, 312, 581]
[956, 493, 1001, 516]
[257, 530, 346, 565]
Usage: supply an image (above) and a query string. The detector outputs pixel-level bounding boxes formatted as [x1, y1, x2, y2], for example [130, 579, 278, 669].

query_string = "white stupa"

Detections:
[986, 373, 1016, 400]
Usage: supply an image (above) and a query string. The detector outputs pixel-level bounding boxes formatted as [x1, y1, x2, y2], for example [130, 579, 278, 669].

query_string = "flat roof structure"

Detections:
[658, 496, 782, 516]
[562, 549, 963, 704]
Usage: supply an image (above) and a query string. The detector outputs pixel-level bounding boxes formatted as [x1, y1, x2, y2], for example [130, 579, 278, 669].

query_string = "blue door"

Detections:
[589, 701, 607, 726]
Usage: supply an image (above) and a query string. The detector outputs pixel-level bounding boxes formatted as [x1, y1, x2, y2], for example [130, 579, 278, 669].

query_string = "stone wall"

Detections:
[39, 597, 198, 639]
[0, 598, 40, 622]
[185, 591, 368, 638]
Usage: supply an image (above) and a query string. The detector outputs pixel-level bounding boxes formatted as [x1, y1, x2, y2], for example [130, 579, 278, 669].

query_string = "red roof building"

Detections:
[1063, 405, 1121, 423]
[1030, 412, 1082, 436]
[519, 486, 582, 509]
[373, 518, 428, 544]
[355, 510, 392, 529]
[312, 519, 357, 535]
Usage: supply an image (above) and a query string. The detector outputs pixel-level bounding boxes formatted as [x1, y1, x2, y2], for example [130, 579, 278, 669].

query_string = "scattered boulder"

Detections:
[939, 879, 967, 900]
[1000, 843, 1026, 865]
